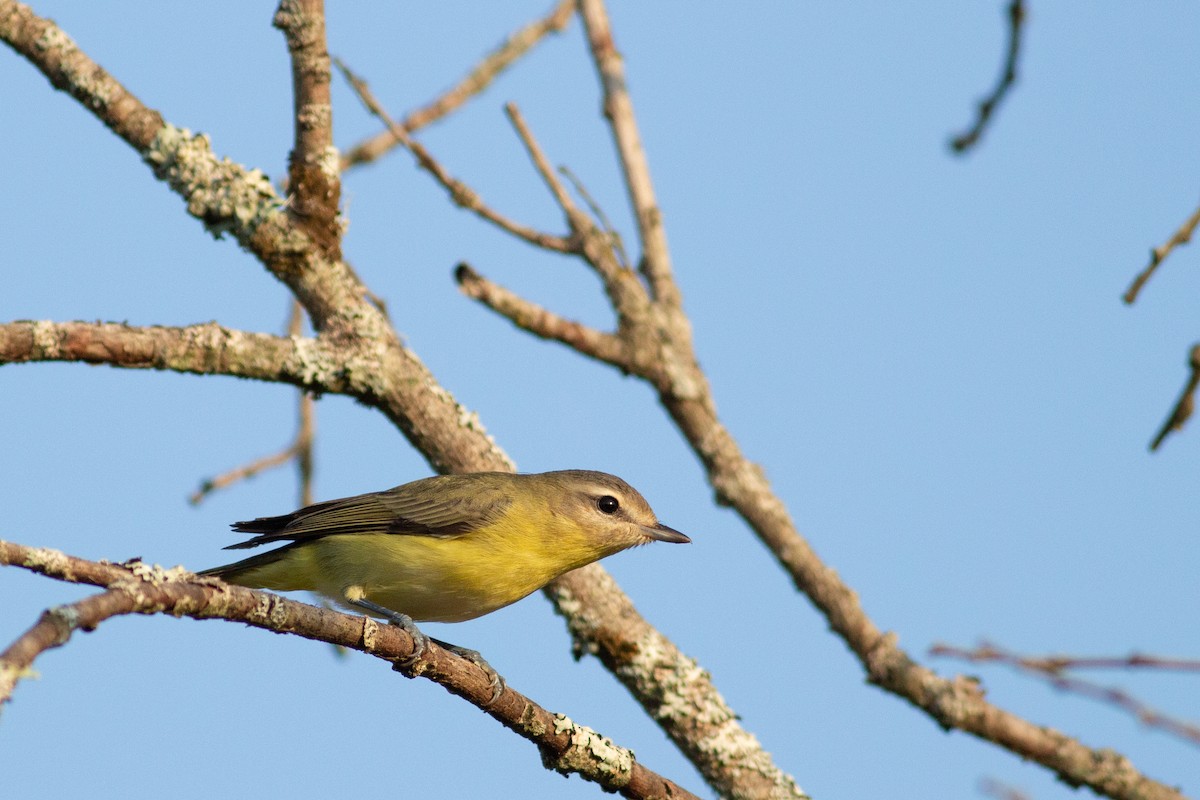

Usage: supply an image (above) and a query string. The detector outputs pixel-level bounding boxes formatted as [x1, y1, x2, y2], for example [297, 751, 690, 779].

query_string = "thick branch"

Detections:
[549, 565, 807, 800]
[0, 542, 696, 800]
[0, 2, 370, 335]
[276, 0, 342, 258]
[0, 0, 164, 151]
[0, 320, 318, 384]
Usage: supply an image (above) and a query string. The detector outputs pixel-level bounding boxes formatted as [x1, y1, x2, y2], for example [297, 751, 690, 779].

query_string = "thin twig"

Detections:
[341, 0, 575, 170]
[455, 263, 623, 364]
[1149, 344, 1200, 451]
[933, 642, 1200, 747]
[578, 0, 678, 307]
[559, 164, 631, 271]
[1124, 201, 1200, 304]
[335, 58, 573, 253]
[931, 643, 1200, 674]
[979, 777, 1031, 800]
[190, 447, 298, 506]
[950, 0, 1026, 154]
[501, 103, 643, 315]
[503, 102, 582, 226]
[287, 301, 316, 507]
[190, 302, 317, 506]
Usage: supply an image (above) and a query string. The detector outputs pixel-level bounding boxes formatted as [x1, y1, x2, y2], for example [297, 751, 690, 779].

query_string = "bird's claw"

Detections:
[348, 598, 503, 703]
[433, 638, 506, 705]
[349, 597, 430, 664]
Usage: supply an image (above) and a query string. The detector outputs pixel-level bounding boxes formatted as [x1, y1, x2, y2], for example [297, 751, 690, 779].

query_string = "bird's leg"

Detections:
[430, 637, 506, 704]
[348, 597, 430, 664]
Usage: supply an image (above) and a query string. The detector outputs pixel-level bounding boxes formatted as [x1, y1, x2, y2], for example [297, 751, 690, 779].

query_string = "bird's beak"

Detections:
[644, 523, 691, 544]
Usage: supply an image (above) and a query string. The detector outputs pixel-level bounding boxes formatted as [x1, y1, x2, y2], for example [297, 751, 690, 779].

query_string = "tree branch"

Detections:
[0, 541, 697, 800]
[341, 0, 576, 170]
[455, 2, 1186, 797]
[949, 0, 1026, 154]
[1124, 200, 1200, 305]
[190, 304, 317, 506]
[500, 101, 656, 333]
[275, 0, 342, 259]
[933, 642, 1200, 748]
[578, 0, 679, 307]
[1149, 343, 1200, 451]
[0, 320, 317, 383]
[455, 263, 624, 365]
[0, 0, 164, 151]
[336, 57, 574, 253]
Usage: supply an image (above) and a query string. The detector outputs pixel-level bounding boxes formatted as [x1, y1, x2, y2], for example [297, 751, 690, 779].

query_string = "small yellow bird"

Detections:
[202, 470, 688, 692]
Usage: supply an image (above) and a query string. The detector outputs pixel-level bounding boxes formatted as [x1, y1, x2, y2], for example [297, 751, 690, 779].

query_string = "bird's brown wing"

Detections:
[224, 473, 514, 550]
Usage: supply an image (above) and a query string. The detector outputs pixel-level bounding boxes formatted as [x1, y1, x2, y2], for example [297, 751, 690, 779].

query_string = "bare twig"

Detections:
[455, 263, 623, 364]
[578, 0, 678, 307]
[190, 303, 317, 506]
[341, 0, 575, 170]
[289, 302, 317, 507]
[189, 447, 298, 506]
[335, 58, 574, 253]
[950, 0, 1026, 154]
[980, 777, 1032, 800]
[501, 103, 644, 315]
[933, 642, 1200, 747]
[0, 541, 698, 800]
[932, 644, 1200, 675]
[559, 164, 632, 270]
[1149, 344, 1200, 451]
[1124, 201, 1200, 304]
[503, 102, 583, 229]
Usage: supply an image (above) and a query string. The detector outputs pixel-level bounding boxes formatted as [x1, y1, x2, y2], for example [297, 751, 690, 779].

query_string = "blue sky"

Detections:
[3, 3, 1199, 798]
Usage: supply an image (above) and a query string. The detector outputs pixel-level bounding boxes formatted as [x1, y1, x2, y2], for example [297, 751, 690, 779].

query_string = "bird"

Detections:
[201, 470, 689, 698]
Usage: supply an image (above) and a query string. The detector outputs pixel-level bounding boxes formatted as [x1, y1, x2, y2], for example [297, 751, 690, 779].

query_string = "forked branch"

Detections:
[0, 541, 697, 800]
[450, 1, 1183, 797]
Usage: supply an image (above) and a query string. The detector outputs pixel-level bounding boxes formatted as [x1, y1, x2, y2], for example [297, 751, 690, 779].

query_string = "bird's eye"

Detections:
[597, 495, 620, 514]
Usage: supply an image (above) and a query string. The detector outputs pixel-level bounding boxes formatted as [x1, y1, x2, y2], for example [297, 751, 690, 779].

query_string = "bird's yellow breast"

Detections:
[237, 503, 618, 623]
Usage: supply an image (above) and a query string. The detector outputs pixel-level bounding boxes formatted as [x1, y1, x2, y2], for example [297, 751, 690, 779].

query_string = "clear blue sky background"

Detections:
[3, 3, 1198, 798]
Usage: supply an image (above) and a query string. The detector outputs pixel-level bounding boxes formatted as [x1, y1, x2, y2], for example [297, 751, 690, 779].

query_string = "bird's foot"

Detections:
[432, 637, 506, 705]
[349, 597, 430, 664]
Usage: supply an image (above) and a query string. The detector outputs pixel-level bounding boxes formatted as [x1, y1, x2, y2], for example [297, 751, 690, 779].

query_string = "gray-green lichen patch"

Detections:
[547, 714, 634, 785]
[144, 125, 283, 242]
[34, 25, 113, 109]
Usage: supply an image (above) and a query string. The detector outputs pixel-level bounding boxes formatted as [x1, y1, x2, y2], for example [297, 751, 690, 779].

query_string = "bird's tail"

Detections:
[198, 543, 302, 588]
